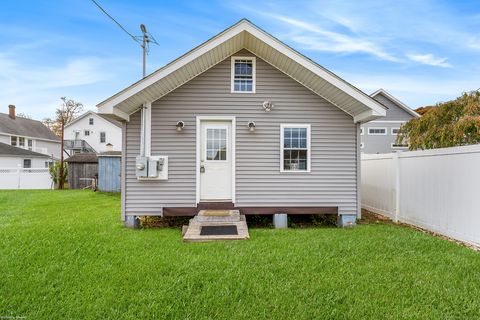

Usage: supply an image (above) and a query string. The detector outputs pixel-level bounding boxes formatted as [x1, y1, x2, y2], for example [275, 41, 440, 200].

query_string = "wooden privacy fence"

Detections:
[0, 168, 53, 189]
[361, 144, 480, 247]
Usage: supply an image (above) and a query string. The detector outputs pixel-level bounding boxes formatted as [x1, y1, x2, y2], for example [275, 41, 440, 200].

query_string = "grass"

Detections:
[0, 190, 479, 319]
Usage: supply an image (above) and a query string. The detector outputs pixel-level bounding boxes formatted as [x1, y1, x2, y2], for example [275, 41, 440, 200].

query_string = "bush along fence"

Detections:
[361, 144, 480, 247]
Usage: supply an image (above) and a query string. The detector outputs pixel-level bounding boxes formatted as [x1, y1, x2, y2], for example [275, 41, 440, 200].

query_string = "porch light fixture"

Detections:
[262, 100, 274, 112]
[176, 121, 185, 132]
[247, 121, 256, 132]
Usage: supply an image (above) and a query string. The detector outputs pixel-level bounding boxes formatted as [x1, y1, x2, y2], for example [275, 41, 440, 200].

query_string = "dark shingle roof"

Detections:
[65, 153, 98, 163]
[0, 142, 50, 157]
[0, 113, 59, 141]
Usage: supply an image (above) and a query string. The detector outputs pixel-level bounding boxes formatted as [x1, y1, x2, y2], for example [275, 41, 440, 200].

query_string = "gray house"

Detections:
[361, 89, 420, 154]
[97, 19, 386, 227]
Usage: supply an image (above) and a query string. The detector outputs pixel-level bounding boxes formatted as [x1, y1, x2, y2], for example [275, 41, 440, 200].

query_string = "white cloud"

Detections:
[268, 15, 400, 62]
[406, 53, 452, 68]
[0, 54, 129, 118]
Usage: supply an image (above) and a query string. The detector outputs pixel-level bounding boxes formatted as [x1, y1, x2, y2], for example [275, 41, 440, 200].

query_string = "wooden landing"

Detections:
[183, 210, 249, 242]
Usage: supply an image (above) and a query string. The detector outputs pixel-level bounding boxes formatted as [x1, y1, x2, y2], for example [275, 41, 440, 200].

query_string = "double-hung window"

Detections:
[84, 130, 90, 136]
[231, 57, 255, 93]
[89, 118, 94, 125]
[100, 132, 106, 143]
[280, 124, 311, 172]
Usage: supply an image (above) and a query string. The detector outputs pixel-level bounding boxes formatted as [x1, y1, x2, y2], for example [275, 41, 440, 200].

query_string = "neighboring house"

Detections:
[64, 111, 122, 154]
[97, 19, 386, 227]
[361, 89, 420, 154]
[0, 105, 61, 159]
[0, 142, 53, 168]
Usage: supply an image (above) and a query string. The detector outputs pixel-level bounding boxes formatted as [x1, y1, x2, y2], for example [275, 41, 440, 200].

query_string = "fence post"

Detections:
[17, 167, 21, 189]
[393, 152, 401, 223]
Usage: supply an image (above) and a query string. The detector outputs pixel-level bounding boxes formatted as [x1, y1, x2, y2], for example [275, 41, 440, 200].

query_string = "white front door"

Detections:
[199, 121, 232, 201]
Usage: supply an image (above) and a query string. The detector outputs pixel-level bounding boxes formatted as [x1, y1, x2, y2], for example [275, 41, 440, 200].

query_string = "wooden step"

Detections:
[197, 202, 234, 210]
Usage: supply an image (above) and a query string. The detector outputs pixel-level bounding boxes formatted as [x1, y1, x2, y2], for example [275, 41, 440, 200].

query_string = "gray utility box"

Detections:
[136, 155, 168, 180]
[135, 156, 148, 178]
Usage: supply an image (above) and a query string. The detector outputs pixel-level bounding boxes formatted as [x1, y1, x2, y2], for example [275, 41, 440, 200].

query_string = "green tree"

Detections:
[398, 90, 480, 150]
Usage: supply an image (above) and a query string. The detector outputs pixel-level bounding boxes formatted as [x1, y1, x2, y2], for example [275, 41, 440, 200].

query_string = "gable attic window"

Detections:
[89, 118, 94, 125]
[280, 124, 311, 172]
[231, 56, 255, 93]
[100, 132, 106, 143]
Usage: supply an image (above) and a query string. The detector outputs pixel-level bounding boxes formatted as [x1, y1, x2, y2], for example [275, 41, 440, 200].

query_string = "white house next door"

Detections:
[199, 120, 232, 201]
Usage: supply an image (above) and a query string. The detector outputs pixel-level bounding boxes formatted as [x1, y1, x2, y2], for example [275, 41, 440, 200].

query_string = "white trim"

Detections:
[97, 19, 386, 122]
[370, 120, 408, 123]
[368, 127, 387, 135]
[280, 124, 311, 173]
[371, 89, 421, 118]
[391, 127, 400, 135]
[196, 116, 236, 204]
[230, 56, 256, 93]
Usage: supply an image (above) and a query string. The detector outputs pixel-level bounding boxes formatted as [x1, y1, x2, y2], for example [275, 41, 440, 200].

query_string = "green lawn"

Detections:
[0, 190, 479, 319]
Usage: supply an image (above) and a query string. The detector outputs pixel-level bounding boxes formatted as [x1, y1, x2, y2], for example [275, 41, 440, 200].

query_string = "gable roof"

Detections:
[370, 89, 421, 118]
[64, 153, 98, 163]
[0, 113, 59, 141]
[65, 111, 122, 129]
[0, 142, 50, 158]
[97, 19, 386, 123]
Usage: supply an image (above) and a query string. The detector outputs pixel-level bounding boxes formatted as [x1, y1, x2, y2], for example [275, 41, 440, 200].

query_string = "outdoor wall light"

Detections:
[262, 100, 274, 112]
[247, 121, 256, 132]
[176, 121, 185, 132]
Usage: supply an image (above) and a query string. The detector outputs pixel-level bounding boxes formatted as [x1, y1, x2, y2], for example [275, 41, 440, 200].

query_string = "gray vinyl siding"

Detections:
[361, 122, 407, 154]
[125, 50, 358, 216]
[361, 92, 416, 154]
[372, 92, 414, 121]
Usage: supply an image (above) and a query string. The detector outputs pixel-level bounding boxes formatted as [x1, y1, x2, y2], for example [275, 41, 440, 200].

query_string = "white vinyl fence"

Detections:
[361, 144, 480, 247]
[0, 168, 53, 189]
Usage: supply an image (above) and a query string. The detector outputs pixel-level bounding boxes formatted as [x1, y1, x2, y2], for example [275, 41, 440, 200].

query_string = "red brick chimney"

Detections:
[8, 105, 15, 119]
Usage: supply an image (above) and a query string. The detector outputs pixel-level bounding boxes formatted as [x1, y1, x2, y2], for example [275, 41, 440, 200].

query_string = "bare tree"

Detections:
[43, 98, 84, 137]
[17, 112, 32, 119]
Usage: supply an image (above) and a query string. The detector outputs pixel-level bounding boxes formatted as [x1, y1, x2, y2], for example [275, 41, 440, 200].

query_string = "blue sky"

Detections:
[1, 0, 480, 119]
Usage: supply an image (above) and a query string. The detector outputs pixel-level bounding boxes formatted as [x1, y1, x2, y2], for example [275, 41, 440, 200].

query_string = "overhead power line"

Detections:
[90, 0, 159, 78]
[90, 0, 142, 45]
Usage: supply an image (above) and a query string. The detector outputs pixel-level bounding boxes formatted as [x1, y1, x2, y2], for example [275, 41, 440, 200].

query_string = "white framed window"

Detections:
[360, 127, 364, 135]
[84, 130, 90, 136]
[18, 137, 25, 147]
[27, 139, 33, 150]
[89, 118, 94, 125]
[391, 143, 409, 149]
[368, 127, 387, 135]
[10, 136, 17, 146]
[231, 56, 256, 93]
[391, 128, 400, 135]
[100, 132, 106, 143]
[280, 124, 311, 172]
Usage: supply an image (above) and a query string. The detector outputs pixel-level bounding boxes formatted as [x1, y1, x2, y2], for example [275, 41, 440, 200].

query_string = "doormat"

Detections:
[200, 225, 238, 236]
[202, 210, 231, 216]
